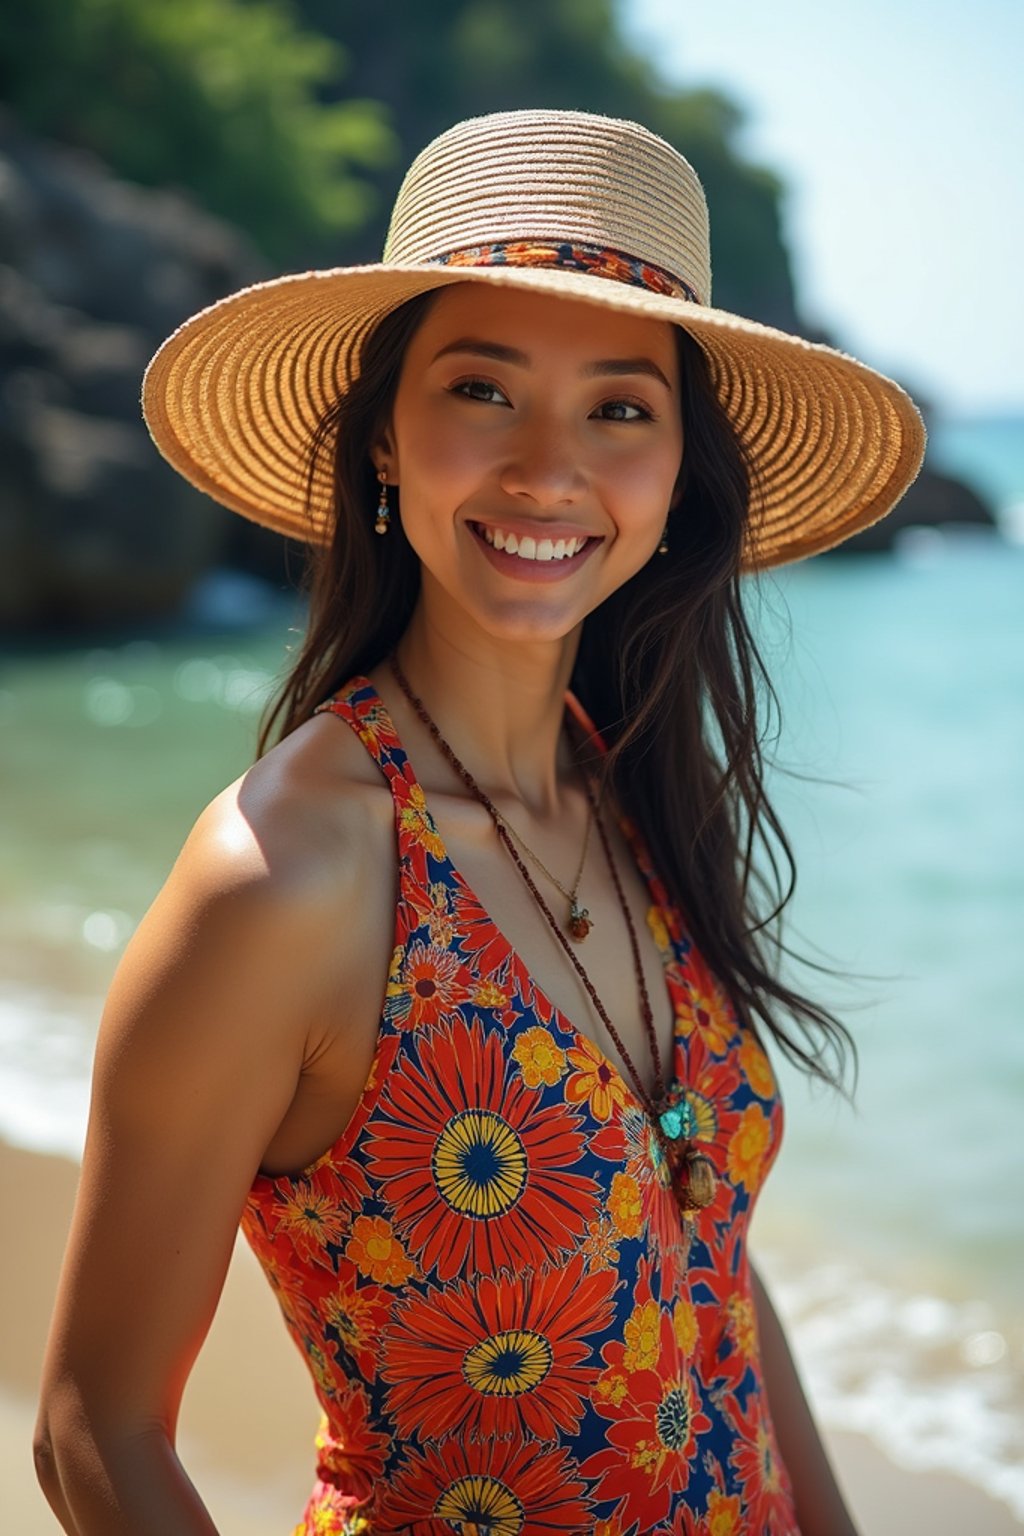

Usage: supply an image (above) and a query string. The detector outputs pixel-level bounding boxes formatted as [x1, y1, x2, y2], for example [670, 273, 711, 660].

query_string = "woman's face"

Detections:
[381, 282, 684, 646]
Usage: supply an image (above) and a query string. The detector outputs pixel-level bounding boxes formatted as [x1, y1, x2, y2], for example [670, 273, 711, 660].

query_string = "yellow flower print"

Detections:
[512, 1026, 567, 1087]
[707, 1490, 743, 1536]
[623, 1298, 661, 1372]
[673, 1297, 698, 1357]
[645, 903, 671, 957]
[565, 1034, 630, 1120]
[739, 1033, 776, 1099]
[726, 1103, 771, 1192]
[727, 1291, 758, 1357]
[595, 1368, 629, 1408]
[345, 1215, 416, 1286]
[473, 978, 509, 1010]
[607, 1171, 643, 1238]
[399, 782, 447, 860]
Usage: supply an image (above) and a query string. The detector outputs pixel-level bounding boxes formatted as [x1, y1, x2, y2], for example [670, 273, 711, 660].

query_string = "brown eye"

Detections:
[453, 379, 510, 405]
[595, 399, 653, 423]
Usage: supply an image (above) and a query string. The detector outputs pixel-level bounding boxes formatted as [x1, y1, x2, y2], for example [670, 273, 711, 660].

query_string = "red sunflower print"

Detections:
[728, 1392, 799, 1534]
[379, 1253, 617, 1441]
[313, 1387, 390, 1503]
[385, 939, 473, 1030]
[585, 1262, 712, 1531]
[377, 1436, 592, 1535]
[363, 1017, 600, 1281]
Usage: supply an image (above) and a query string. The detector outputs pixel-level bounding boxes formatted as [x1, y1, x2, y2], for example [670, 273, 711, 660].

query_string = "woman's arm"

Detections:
[34, 783, 349, 1534]
[750, 1258, 860, 1536]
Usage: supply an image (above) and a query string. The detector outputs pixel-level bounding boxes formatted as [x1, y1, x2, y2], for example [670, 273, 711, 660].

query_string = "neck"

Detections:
[390, 599, 583, 816]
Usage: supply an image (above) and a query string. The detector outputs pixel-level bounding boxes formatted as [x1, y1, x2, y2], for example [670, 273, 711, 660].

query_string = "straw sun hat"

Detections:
[142, 108, 926, 569]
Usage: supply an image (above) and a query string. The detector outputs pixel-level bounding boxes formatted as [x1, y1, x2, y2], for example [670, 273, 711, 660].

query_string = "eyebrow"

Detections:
[430, 338, 673, 390]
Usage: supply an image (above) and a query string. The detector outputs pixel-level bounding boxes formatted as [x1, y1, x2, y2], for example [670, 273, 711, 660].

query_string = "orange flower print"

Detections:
[608, 1171, 644, 1238]
[345, 1215, 416, 1286]
[579, 1217, 622, 1271]
[739, 1033, 777, 1099]
[707, 1490, 743, 1535]
[565, 1033, 631, 1120]
[274, 1187, 353, 1266]
[385, 941, 471, 1030]
[623, 1297, 661, 1372]
[726, 1103, 772, 1193]
[512, 1025, 567, 1087]
[677, 975, 736, 1053]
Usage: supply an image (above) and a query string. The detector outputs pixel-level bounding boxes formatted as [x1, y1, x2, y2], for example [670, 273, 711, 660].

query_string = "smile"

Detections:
[468, 522, 595, 562]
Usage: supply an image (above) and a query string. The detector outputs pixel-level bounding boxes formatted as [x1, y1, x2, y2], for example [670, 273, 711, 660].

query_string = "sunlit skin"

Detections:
[372, 283, 684, 812]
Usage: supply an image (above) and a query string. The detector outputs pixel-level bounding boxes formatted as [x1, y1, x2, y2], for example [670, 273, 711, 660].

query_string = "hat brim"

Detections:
[141, 261, 926, 570]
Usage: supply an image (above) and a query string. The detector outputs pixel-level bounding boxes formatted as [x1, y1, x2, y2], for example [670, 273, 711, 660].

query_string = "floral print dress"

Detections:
[241, 676, 800, 1535]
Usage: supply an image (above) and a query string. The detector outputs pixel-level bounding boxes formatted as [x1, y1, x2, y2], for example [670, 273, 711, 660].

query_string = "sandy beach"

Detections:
[4, 1138, 1020, 1535]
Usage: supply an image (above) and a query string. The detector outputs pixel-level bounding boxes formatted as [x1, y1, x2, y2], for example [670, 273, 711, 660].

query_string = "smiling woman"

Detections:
[36, 109, 925, 1536]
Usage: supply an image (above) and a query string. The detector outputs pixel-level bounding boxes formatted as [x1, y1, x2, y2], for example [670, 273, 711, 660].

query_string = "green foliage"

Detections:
[0, 0, 397, 261]
[0, 0, 802, 325]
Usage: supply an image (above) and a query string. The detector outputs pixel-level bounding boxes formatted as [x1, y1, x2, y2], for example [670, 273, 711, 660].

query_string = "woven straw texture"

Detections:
[142, 109, 926, 569]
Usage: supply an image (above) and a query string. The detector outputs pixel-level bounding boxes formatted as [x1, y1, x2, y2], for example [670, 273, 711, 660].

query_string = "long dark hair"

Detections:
[256, 289, 854, 1093]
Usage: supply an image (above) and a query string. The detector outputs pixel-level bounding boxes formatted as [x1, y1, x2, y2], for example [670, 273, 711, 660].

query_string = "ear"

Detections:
[371, 425, 398, 485]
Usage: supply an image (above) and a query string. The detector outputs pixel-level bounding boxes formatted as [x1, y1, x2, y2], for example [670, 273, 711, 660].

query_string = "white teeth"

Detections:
[477, 524, 590, 560]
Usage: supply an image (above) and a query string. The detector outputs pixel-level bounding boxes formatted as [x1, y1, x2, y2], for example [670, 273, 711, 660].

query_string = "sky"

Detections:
[622, 0, 1023, 418]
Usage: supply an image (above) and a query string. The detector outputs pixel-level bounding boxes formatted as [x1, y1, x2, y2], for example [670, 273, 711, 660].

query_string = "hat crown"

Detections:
[383, 108, 712, 306]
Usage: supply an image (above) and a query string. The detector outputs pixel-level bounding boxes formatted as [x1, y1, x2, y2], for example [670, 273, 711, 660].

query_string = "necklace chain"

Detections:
[488, 778, 595, 938]
[385, 653, 715, 1218]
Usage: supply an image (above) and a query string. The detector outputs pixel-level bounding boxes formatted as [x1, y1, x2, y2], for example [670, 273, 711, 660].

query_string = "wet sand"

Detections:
[4, 1139, 1020, 1533]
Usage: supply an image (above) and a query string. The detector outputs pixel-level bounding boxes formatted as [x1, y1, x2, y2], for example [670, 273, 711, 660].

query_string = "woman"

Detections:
[35, 110, 924, 1534]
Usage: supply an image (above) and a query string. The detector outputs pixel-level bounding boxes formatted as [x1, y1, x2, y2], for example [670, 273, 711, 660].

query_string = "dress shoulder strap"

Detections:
[312, 674, 413, 791]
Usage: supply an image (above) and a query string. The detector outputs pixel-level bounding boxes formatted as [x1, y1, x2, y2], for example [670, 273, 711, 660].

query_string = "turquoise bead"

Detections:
[660, 1105, 684, 1139]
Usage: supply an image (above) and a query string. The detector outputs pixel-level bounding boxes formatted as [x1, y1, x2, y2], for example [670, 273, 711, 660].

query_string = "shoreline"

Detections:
[5, 1139, 1021, 1534]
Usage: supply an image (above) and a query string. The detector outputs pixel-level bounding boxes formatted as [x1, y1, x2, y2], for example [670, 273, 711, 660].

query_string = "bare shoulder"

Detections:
[171, 707, 392, 933]
[91, 707, 397, 1165]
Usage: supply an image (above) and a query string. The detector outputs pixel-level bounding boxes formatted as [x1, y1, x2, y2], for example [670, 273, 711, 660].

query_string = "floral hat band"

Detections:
[428, 239, 702, 304]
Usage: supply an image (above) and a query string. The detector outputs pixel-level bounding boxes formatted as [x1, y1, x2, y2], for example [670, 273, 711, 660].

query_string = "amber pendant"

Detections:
[568, 899, 591, 941]
[681, 1151, 717, 1212]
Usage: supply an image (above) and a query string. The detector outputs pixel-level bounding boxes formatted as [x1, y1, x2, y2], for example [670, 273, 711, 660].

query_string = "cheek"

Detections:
[394, 397, 494, 490]
[607, 432, 683, 517]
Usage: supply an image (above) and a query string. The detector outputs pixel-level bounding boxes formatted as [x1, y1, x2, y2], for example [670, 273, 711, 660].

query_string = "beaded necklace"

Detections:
[387, 653, 715, 1219]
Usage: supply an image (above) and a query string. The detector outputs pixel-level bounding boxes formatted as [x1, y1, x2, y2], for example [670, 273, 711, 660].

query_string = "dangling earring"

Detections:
[657, 522, 669, 555]
[374, 469, 391, 535]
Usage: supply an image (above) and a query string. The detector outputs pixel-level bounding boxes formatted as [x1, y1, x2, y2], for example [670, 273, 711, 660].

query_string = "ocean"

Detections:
[2, 413, 1022, 1520]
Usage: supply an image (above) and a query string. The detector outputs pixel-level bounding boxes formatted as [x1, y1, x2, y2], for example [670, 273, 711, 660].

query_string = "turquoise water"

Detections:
[929, 413, 1024, 523]
[2, 459, 1023, 1513]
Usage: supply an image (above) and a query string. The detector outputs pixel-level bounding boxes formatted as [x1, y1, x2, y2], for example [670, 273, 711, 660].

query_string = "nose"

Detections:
[498, 418, 586, 507]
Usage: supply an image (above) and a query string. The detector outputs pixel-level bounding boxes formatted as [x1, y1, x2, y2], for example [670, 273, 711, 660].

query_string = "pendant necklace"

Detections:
[387, 653, 716, 1219]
